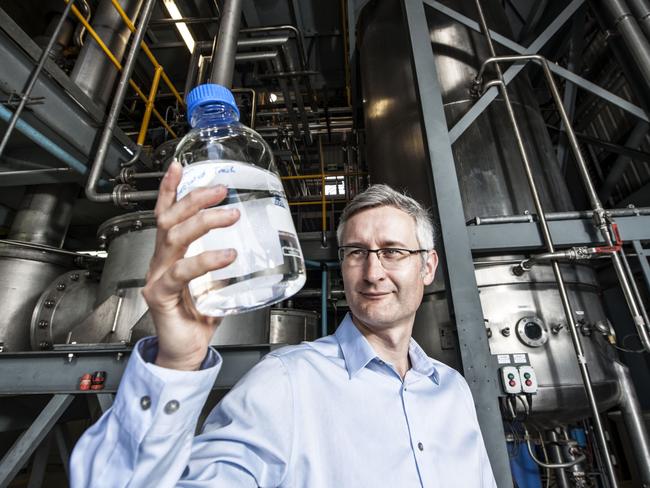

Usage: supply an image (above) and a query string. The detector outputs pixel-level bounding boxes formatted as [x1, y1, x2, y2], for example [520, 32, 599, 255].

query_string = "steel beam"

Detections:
[422, 0, 650, 143]
[0, 345, 275, 394]
[0, 8, 138, 177]
[0, 394, 73, 487]
[402, 1, 512, 486]
[468, 215, 650, 252]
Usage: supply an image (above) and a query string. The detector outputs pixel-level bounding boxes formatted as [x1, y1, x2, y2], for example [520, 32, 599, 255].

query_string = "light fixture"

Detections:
[269, 93, 278, 103]
[163, 0, 195, 53]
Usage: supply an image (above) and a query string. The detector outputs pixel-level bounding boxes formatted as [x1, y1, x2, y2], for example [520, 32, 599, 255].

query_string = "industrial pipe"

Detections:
[600, 0, 650, 92]
[472, 2, 620, 486]
[209, 0, 242, 87]
[628, 0, 650, 37]
[468, 207, 650, 225]
[0, 104, 87, 175]
[0, 0, 76, 159]
[84, 0, 158, 206]
[70, 0, 143, 110]
[613, 362, 650, 486]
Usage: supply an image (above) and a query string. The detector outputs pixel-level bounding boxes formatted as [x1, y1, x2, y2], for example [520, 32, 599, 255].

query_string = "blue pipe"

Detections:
[508, 441, 542, 488]
[304, 259, 339, 337]
[0, 104, 88, 175]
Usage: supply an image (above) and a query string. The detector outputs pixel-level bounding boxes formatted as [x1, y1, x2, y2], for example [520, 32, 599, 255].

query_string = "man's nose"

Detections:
[362, 252, 386, 281]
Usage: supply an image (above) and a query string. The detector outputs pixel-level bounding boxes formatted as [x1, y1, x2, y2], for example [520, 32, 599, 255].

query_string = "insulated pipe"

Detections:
[601, 0, 650, 92]
[70, 0, 144, 110]
[628, 0, 650, 37]
[472, 3, 620, 486]
[209, 0, 242, 88]
[84, 0, 158, 206]
[0, 0, 76, 159]
[613, 362, 650, 486]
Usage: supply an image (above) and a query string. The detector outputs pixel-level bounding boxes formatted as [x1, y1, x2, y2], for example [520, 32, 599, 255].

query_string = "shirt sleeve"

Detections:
[69, 337, 294, 488]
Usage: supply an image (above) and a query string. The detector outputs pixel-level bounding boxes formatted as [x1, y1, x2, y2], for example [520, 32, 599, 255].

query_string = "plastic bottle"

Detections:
[173, 83, 306, 316]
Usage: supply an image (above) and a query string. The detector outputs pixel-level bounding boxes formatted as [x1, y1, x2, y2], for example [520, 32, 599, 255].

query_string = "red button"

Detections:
[509, 380, 516, 387]
[525, 379, 532, 386]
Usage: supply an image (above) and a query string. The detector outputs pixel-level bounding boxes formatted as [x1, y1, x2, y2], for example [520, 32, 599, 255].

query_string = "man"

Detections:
[70, 161, 496, 487]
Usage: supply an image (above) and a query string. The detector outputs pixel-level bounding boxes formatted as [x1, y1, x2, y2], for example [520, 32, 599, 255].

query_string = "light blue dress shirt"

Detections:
[70, 314, 496, 487]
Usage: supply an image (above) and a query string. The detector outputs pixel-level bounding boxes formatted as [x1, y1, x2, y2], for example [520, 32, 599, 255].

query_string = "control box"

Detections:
[518, 365, 538, 394]
[499, 365, 538, 395]
[500, 366, 522, 394]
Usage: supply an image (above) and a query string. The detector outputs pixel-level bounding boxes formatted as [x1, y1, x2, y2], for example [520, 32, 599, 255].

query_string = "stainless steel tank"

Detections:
[357, 0, 619, 425]
[0, 243, 76, 351]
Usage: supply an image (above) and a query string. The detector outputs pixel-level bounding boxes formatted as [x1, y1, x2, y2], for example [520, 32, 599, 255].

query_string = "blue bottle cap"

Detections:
[186, 83, 240, 123]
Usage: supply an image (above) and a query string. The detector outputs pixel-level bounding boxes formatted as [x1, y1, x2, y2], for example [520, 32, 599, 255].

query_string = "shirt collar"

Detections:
[334, 313, 439, 384]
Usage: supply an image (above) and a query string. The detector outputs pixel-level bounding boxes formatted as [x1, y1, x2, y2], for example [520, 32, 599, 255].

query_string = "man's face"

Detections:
[340, 206, 438, 333]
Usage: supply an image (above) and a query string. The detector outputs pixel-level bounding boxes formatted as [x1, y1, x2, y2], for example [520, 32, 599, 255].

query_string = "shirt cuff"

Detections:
[112, 337, 222, 442]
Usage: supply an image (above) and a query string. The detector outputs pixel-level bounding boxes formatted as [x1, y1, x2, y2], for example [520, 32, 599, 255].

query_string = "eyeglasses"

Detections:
[338, 246, 427, 269]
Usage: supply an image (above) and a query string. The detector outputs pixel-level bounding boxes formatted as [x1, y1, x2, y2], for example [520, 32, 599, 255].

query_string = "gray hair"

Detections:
[336, 184, 435, 250]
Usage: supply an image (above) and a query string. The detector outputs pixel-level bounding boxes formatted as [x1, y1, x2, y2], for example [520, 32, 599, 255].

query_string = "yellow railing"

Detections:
[65, 0, 184, 142]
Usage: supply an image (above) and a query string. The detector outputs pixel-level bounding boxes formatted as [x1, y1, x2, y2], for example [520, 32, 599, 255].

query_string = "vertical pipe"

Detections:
[613, 362, 650, 486]
[601, 0, 650, 92]
[85, 0, 157, 204]
[70, 0, 144, 109]
[472, 3, 619, 486]
[628, 0, 650, 37]
[7, 184, 77, 247]
[547, 430, 571, 488]
[0, 0, 76, 159]
[209, 0, 242, 88]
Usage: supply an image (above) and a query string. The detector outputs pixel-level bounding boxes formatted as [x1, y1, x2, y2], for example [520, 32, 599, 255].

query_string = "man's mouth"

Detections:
[359, 291, 392, 299]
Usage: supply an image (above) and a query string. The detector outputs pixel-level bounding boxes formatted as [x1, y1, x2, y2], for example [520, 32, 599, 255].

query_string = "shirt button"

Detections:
[418, 442, 424, 451]
[140, 396, 151, 410]
[164, 400, 180, 414]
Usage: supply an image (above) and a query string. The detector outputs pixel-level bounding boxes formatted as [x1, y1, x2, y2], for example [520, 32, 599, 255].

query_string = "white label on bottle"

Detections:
[177, 160, 301, 283]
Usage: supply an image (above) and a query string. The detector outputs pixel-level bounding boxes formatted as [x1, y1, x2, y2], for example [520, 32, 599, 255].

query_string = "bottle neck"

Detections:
[190, 102, 239, 128]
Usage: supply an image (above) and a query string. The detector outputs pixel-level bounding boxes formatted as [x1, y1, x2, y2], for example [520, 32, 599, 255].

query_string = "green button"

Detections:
[507, 373, 515, 379]
[524, 373, 531, 379]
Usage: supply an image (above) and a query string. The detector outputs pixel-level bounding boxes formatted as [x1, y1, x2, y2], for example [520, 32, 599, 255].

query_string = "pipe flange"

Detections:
[30, 269, 98, 349]
[515, 316, 548, 348]
[112, 183, 137, 209]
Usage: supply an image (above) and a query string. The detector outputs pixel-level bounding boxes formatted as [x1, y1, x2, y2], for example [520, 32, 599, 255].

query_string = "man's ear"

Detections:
[422, 250, 438, 286]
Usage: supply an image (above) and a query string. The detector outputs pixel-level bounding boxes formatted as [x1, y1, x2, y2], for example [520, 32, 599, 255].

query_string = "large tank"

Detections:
[357, 0, 619, 425]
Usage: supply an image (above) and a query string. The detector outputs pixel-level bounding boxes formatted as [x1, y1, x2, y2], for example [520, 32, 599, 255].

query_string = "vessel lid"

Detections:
[186, 83, 240, 124]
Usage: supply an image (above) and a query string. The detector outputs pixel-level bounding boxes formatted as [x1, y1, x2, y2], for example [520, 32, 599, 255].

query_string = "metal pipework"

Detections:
[524, 429, 587, 469]
[0, 0, 76, 160]
[546, 431, 572, 488]
[512, 247, 594, 275]
[84, 0, 159, 207]
[472, 2, 620, 486]
[70, 0, 143, 110]
[7, 184, 77, 248]
[209, 0, 242, 88]
[601, 0, 650, 91]
[613, 362, 650, 485]
[475, 53, 650, 353]
[468, 206, 650, 225]
[628, 0, 650, 37]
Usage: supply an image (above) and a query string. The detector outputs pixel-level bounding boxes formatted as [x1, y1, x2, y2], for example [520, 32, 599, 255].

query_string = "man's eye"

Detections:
[349, 249, 366, 257]
[382, 249, 405, 259]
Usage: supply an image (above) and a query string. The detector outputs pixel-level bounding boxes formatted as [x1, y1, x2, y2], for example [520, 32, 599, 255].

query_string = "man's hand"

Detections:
[142, 161, 240, 371]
